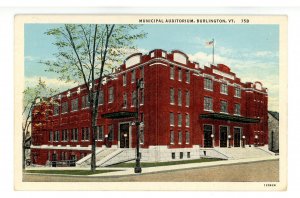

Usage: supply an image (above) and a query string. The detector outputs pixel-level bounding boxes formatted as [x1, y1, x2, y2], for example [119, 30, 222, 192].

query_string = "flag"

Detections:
[205, 40, 214, 47]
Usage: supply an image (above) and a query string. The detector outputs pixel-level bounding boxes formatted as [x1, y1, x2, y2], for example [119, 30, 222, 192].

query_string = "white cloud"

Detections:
[25, 76, 78, 92]
[25, 56, 38, 62]
[188, 50, 279, 111]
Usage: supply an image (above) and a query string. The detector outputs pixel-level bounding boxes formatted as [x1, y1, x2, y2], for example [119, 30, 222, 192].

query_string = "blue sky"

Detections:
[24, 24, 279, 111]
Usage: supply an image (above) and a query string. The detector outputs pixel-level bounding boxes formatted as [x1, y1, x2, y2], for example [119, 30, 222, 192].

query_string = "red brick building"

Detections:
[30, 49, 268, 166]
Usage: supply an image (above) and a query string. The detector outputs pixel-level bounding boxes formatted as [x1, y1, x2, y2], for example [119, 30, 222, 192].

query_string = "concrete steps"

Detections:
[213, 147, 274, 159]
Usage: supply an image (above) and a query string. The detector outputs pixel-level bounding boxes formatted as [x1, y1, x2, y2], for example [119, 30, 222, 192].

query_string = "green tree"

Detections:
[23, 78, 58, 169]
[42, 24, 146, 172]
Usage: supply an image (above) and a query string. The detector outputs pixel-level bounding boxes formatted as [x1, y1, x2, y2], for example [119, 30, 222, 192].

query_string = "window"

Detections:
[123, 93, 127, 108]
[81, 127, 90, 141]
[220, 83, 228, 94]
[62, 102, 68, 113]
[178, 89, 182, 106]
[140, 129, 144, 144]
[49, 131, 53, 142]
[178, 113, 182, 127]
[140, 89, 144, 105]
[71, 98, 78, 111]
[170, 65, 174, 79]
[72, 128, 78, 141]
[96, 126, 104, 141]
[234, 103, 241, 115]
[108, 125, 114, 141]
[54, 130, 60, 142]
[178, 68, 182, 81]
[131, 90, 136, 107]
[170, 131, 174, 144]
[178, 131, 182, 144]
[186, 114, 190, 127]
[53, 104, 59, 115]
[123, 73, 127, 86]
[235, 86, 241, 98]
[170, 88, 175, 104]
[204, 97, 213, 111]
[98, 90, 104, 105]
[108, 87, 114, 103]
[61, 152, 65, 161]
[220, 100, 228, 113]
[170, 112, 174, 126]
[140, 66, 144, 78]
[172, 152, 176, 159]
[186, 132, 190, 144]
[204, 78, 213, 90]
[187, 152, 191, 158]
[62, 129, 68, 141]
[82, 95, 89, 109]
[131, 69, 136, 83]
[180, 152, 183, 159]
[185, 91, 190, 107]
[186, 70, 190, 83]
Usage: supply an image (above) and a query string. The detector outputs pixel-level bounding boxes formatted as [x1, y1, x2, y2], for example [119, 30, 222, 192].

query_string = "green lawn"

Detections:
[109, 158, 223, 168]
[24, 169, 120, 175]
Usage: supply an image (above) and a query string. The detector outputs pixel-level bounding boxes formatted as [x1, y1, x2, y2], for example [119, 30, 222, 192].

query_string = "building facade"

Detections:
[31, 49, 268, 165]
[268, 111, 279, 153]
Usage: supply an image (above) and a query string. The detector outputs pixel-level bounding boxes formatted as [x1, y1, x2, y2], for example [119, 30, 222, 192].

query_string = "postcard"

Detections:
[14, 15, 287, 190]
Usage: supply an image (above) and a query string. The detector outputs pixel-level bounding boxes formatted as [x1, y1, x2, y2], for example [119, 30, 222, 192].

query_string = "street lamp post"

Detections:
[254, 135, 258, 147]
[210, 134, 214, 148]
[242, 135, 246, 148]
[228, 134, 232, 148]
[124, 133, 127, 148]
[134, 78, 144, 174]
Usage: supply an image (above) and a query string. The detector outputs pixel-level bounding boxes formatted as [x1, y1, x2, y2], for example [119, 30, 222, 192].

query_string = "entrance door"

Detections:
[120, 123, 130, 148]
[70, 155, 76, 167]
[220, 126, 228, 147]
[52, 153, 57, 167]
[234, 128, 241, 147]
[204, 125, 213, 148]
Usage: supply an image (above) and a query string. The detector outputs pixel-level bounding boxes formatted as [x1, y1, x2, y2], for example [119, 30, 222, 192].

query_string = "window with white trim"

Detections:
[178, 89, 182, 106]
[170, 65, 174, 80]
[204, 78, 213, 91]
[132, 90, 136, 107]
[71, 98, 78, 111]
[62, 129, 68, 141]
[96, 126, 104, 141]
[178, 68, 182, 81]
[81, 127, 90, 141]
[54, 130, 60, 142]
[81, 95, 89, 109]
[220, 100, 228, 113]
[123, 93, 127, 108]
[49, 131, 53, 142]
[178, 131, 182, 144]
[186, 113, 190, 127]
[53, 104, 59, 115]
[235, 86, 241, 98]
[186, 91, 190, 107]
[204, 97, 213, 111]
[170, 130, 174, 144]
[123, 73, 127, 86]
[220, 83, 228, 95]
[131, 69, 136, 83]
[178, 113, 182, 127]
[108, 87, 114, 103]
[140, 129, 144, 144]
[186, 70, 190, 83]
[170, 112, 174, 126]
[71, 128, 78, 141]
[98, 90, 104, 105]
[62, 102, 68, 113]
[234, 103, 241, 115]
[170, 88, 175, 104]
[186, 131, 190, 144]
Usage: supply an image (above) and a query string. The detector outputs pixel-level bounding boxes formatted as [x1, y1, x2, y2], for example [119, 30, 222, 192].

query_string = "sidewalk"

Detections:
[25, 156, 279, 177]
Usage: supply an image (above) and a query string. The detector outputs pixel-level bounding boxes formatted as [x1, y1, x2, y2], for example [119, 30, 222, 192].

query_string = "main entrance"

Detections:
[204, 125, 213, 148]
[220, 126, 228, 147]
[234, 128, 241, 147]
[119, 123, 130, 148]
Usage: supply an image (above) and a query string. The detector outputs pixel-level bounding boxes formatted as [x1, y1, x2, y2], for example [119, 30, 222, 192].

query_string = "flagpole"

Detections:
[212, 38, 214, 65]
